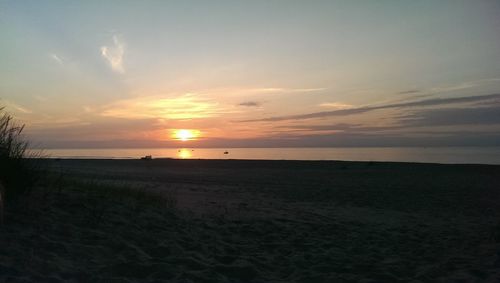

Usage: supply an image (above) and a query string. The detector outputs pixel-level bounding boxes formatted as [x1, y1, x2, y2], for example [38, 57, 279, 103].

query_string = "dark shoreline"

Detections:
[41, 157, 500, 166]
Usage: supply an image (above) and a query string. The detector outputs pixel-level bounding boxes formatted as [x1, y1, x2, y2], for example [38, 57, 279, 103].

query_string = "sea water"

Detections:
[39, 147, 500, 165]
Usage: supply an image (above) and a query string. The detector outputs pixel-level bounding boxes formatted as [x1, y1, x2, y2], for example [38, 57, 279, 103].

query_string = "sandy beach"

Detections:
[1, 159, 500, 282]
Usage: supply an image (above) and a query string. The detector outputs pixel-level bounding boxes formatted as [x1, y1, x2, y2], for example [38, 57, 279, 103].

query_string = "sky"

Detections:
[1, 0, 500, 148]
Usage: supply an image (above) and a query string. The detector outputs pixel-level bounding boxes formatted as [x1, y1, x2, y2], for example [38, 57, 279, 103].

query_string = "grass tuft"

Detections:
[0, 108, 42, 224]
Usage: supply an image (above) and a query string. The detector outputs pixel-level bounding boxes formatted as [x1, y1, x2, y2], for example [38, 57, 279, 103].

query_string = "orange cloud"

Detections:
[101, 93, 226, 120]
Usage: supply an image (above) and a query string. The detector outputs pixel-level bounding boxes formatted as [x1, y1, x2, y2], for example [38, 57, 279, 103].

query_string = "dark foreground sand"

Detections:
[1, 159, 500, 282]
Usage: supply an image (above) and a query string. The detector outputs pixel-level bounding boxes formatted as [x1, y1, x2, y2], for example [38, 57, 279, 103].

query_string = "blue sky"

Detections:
[1, 0, 500, 147]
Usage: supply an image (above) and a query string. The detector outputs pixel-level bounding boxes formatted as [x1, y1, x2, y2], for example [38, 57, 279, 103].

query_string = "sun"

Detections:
[172, 129, 199, 141]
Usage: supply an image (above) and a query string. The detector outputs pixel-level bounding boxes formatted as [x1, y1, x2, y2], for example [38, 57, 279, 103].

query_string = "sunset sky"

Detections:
[1, 0, 500, 148]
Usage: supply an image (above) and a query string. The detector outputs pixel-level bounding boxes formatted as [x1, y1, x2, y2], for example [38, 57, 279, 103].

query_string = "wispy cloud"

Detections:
[49, 53, 64, 65]
[101, 94, 226, 120]
[3, 100, 32, 114]
[27, 117, 164, 143]
[397, 78, 500, 96]
[318, 102, 353, 109]
[101, 35, 125, 73]
[242, 93, 500, 122]
[430, 82, 479, 93]
[208, 87, 326, 97]
[287, 87, 327, 93]
[83, 106, 94, 113]
[244, 87, 326, 94]
[279, 105, 500, 136]
[34, 95, 48, 102]
[400, 105, 500, 127]
[279, 123, 396, 133]
[398, 89, 420, 95]
[238, 101, 262, 107]
[429, 78, 500, 93]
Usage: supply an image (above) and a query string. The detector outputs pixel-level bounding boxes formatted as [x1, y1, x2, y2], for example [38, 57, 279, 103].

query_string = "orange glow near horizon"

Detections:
[177, 148, 192, 159]
[172, 129, 200, 141]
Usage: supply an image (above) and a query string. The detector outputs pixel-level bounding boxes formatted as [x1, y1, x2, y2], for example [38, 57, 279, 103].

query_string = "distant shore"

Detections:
[2, 158, 500, 282]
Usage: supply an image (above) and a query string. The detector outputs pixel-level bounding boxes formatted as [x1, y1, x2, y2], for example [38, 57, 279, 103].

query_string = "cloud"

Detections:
[318, 102, 353, 109]
[400, 105, 500, 127]
[34, 129, 500, 149]
[398, 90, 420, 95]
[429, 78, 500, 94]
[165, 131, 500, 148]
[49, 53, 63, 65]
[178, 86, 326, 101]
[396, 78, 500, 96]
[27, 117, 165, 145]
[101, 94, 226, 120]
[223, 87, 326, 96]
[242, 93, 500, 122]
[238, 101, 261, 107]
[2, 100, 32, 114]
[101, 35, 125, 73]
[83, 106, 94, 113]
[34, 95, 47, 102]
[280, 123, 396, 133]
[430, 81, 481, 93]
[288, 88, 327, 93]
[248, 87, 326, 94]
[274, 105, 500, 137]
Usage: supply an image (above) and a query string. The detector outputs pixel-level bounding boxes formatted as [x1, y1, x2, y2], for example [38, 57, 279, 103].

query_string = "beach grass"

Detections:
[0, 109, 44, 226]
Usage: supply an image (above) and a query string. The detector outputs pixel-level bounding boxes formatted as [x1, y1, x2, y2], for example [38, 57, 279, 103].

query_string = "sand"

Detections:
[1, 159, 500, 282]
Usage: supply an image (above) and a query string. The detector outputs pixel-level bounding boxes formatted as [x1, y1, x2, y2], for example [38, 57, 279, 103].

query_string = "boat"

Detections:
[141, 155, 153, 160]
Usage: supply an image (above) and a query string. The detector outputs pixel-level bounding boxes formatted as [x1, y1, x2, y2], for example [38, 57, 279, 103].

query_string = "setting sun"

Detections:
[172, 129, 200, 141]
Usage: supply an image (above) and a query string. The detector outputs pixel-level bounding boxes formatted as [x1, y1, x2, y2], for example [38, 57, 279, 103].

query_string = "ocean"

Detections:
[39, 147, 500, 165]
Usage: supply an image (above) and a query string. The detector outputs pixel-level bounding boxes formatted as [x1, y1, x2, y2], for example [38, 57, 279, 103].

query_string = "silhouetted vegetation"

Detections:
[0, 108, 40, 208]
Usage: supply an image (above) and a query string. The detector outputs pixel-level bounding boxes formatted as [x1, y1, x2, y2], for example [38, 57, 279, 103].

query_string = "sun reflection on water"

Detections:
[177, 148, 192, 159]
